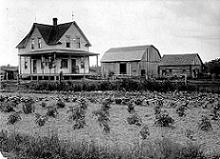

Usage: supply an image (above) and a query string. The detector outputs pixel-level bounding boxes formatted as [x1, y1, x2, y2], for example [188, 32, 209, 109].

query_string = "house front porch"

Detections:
[18, 49, 99, 80]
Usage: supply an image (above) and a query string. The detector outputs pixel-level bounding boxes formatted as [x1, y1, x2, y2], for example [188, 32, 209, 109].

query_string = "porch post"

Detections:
[41, 55, 44, 76]
[54, 53, 56, 81]
[30, 58, 33, 81]
[96, 55, 98, 74]
[19, 56, 21, 75]
[83, 56, 86, 79]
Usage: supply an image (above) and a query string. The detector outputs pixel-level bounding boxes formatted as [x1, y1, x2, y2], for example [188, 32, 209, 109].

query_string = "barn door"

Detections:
[120, 63, 126, 74]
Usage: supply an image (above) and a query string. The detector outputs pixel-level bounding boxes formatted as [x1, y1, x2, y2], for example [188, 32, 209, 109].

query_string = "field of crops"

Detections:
[0, 91, 220, 158]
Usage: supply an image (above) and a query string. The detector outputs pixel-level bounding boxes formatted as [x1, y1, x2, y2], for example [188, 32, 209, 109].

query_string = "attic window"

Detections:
[74, 37, 80, 48]
[66, 36, 71, 48]
[31, 39, 34, 49]
[38, 38, 42, 48]
[66, 42, 70, 48]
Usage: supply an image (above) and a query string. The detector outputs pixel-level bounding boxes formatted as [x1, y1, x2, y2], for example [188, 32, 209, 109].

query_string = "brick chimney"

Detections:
[53, 18, 58, 26]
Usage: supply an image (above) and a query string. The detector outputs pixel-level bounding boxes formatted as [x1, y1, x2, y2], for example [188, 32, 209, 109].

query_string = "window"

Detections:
[80, 61, 84, 69]
[61, 59, 68, 68]
[162, 70, 166, 76]
[74, 37, 80, 48]
[182, 69, 186, 73]
[66, 42, 70, 48]
[38, 38, 42, 48]
[31, 39, 34, 49]
[120, 63, 126, 74]
[169, 69, 172, 73]
[66, 35, 71, 48]
[24, 61, 28, 69]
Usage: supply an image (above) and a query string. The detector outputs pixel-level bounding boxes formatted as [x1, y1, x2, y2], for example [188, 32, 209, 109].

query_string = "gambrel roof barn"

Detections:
[101, 45, 161, 77]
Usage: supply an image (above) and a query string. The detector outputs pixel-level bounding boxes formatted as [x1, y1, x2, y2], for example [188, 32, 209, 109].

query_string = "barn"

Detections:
[100, 45, 161, 77]
[158, 53, 203, 78]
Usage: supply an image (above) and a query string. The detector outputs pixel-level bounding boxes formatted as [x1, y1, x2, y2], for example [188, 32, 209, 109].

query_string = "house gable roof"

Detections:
[160, 54, 203, 66]
[101, 45, 157, 62]
[16, 21, 91, 48]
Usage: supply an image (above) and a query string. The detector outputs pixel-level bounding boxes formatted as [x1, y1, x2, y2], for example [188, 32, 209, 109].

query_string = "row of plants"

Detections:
[25, 79, 197, 92]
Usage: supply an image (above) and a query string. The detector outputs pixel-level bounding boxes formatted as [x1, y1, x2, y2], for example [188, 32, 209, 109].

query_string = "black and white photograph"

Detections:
[0, 0, 220, 158]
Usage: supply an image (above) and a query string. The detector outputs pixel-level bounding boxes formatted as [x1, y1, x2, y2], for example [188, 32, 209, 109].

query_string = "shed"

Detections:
[158, 53, 203, 78]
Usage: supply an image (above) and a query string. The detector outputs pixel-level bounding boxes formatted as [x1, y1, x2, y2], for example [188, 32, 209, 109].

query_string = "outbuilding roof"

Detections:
[160, 54, 203, 66]
[16, 21, 91, 48]
[101, 45, 158, 62]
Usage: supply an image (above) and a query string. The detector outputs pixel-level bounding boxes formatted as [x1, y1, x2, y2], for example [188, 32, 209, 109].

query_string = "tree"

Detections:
[204, 58, 220, 76]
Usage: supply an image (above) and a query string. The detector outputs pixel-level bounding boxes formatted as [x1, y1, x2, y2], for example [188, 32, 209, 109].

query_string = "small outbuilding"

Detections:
[0, 65, 18, 80]
[101, 45, 161, 77]
[158, 53, 203, 78]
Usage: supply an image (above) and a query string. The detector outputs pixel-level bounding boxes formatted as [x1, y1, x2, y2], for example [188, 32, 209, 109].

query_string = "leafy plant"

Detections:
[22, 101, 35, 114]
[127, 100, 135, 113]
[67, 104, 86, 130]
[154, 104, 162, 115]
[46, 106, 58, 118]
[155, 110, 174, 127]
[93, 109, 110, 133]
[35, 113, 48, 127]
[56, 99, 65, 108]
[68, 106, 85, 121]
[0, 102, 15, 113]
[101, 98, 111, 112]
[198, 115, 212, 131]
[73, 118, 86, 130]
[7, 112, 22, 125]
[41, 102, 46, 108]
[0, 129, 8, 146]
[122, 98, 130, 105]
[77, 98, 88, 110]
[176, 102, 188, 117]
[210, 101, 220, 120]
[115, 98, 122, 105]
[185, 129, 195, 140]
[127, 113, 142, 126]
[134, 98, 143, 105]
[140, 124, 150, 139]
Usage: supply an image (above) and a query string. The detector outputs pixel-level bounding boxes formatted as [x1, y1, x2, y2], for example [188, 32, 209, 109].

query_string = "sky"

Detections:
[0, 0, 220, 66]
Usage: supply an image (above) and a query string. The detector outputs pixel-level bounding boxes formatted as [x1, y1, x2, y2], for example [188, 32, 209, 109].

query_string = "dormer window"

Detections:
[31, 39, 34, 49]
[38, 38, 42, 48]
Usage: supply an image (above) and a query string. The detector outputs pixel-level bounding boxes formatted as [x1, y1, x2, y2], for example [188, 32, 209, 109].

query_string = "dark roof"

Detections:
[16, 21, 91, 48]
[160, 54, 203, 66]
[101, 45, 158, 62]
[0, 66, 18, 71]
